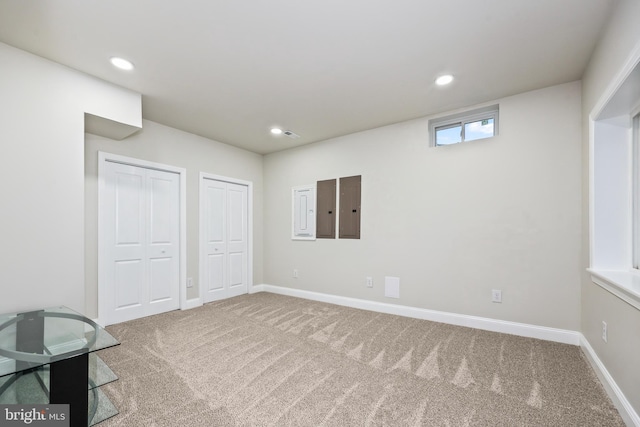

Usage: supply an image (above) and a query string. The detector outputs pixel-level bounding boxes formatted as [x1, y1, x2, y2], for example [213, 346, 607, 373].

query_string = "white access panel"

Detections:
[292, 185, 316, 240]
[384, 276, 400, 299]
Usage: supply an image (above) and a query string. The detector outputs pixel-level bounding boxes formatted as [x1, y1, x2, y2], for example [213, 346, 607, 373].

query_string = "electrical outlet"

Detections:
[293, 269, 298, 278]
[491, 289, 502, 303]
[187, 277, 193, 288]
[366, 277, 373, 288]
[602, 321, 608, 342]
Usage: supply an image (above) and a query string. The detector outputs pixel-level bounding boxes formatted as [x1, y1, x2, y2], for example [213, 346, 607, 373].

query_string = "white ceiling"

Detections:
[0, 0, 615, 154]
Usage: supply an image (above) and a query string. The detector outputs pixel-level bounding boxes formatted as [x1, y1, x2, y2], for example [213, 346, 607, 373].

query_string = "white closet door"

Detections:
[203, 179, 227, 302]
[103, 161, 180, 325]
[146, 168, 180, 316]
[202, 178, 248, 303]
[226, 182, 248, 298]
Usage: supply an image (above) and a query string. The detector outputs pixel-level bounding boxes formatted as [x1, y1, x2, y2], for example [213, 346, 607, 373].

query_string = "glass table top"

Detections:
[0, 306, 119, 378]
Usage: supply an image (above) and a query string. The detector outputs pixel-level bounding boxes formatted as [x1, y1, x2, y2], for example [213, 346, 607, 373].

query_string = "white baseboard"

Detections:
[182, 298, 203, 310]
[580, 336, 640, 427]
[254, 284, 581, 345]
[249, 284, 266, 294]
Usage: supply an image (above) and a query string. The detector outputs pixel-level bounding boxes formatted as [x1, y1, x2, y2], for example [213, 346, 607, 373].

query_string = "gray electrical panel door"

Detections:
[339, 175, 361, 239]
[316, 179, 336, 238]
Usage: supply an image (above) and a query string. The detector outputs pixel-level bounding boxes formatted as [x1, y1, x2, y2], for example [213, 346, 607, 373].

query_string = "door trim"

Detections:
[199, 172, 254, 304]
[98, 152, 187, 325]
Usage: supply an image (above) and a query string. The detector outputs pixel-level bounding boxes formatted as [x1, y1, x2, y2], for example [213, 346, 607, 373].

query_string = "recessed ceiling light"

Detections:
[270, 128, 283, 135]
[435, 74, 454, 86]
[110, 57, 135, 71]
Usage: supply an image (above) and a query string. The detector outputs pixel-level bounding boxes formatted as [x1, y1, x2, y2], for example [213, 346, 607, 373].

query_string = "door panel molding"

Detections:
[199, 173, 253, 303]
[98, 152, 187, 326]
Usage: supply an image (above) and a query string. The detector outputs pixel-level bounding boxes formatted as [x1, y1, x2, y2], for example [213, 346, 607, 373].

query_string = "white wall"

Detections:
[84, 120, 264, 319]
[264, 81, 582, 330]
[581, 0, 640, 416]
[0, 42, 141, 315]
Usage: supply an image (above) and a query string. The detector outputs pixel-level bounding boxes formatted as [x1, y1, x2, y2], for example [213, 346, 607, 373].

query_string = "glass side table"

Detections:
[0, 307, 120, 427]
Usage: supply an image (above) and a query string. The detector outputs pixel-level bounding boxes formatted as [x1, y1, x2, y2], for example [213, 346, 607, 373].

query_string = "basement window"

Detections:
[429, 105, 499, 147]
[589, 56, 640, 312]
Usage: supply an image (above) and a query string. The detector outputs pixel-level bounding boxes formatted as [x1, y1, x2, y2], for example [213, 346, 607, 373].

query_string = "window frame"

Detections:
[588, 55, 640, 312]
[429, 104, 499, 147]
[633, 111, 640, 269]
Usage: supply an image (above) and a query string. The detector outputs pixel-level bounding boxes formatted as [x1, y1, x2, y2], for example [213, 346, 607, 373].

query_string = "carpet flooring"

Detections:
[98, 292, 624, 426]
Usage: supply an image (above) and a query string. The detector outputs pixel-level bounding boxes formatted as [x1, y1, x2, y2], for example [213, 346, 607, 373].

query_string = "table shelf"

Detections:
[89, 387, 118, 426]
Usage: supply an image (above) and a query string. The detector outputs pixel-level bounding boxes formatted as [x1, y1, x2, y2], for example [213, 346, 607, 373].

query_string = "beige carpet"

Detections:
[98, 292, 624, 426]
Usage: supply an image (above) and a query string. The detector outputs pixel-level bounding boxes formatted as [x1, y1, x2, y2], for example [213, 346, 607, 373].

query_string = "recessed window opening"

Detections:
[589, 48, 640, 311]
[429, 105, 499, 147]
